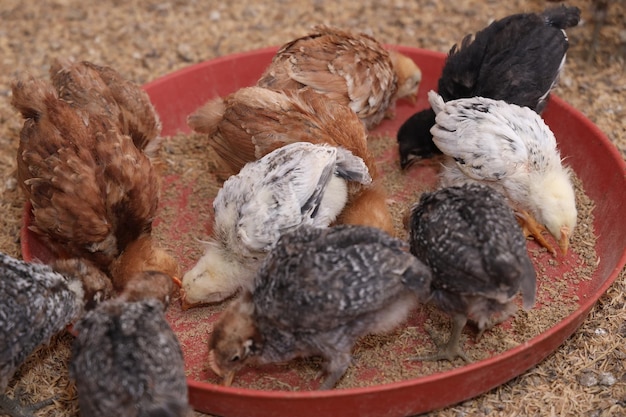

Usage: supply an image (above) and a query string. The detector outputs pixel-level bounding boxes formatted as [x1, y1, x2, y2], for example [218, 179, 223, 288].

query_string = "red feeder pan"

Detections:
[22, 46, 626, 417]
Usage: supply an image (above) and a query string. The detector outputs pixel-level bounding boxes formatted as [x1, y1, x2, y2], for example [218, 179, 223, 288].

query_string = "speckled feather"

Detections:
[213, 142, 371, 259]
[181, 142, 372, 306]
[409, 184, 536, 328]
[257, 25, 398, 130]
[252, 225, 432, 333]
[428, 91, 577, 239]
[397, 5, 580, 165]
[429, 92, 562, 184]
[70, 298, 189, 417]
[0, 253, 104, 391]
[209, 225, 431, 389]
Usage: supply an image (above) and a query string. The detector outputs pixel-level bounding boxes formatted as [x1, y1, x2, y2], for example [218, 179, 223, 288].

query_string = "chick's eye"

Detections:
[230, 354, 240, 362]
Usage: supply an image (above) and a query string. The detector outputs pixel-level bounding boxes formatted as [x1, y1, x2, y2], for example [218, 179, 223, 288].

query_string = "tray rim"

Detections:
[20, 45, 626, 417]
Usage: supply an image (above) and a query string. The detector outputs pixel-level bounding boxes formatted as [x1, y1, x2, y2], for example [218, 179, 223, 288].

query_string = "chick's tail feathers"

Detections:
[11, 77, 53, 120]
[542, 5, 581, 29]
[188, 97, 225, 135]
[427, 90, 445, 115]
[335, 147, 372, 185]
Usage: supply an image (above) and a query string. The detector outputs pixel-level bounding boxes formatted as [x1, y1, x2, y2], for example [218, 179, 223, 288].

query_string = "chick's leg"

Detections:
[0, 387, 56, 417]
[515, 210, 556, 256]
[410, 313, 470, 363]
[318, 351, 352, 390]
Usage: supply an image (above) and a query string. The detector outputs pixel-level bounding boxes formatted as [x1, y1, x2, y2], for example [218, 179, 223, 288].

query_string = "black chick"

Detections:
[408, 184, 537, 362]
[398, 5, 581, 168]
[208, 224, 432, 390]
[0, 253, 112, 417]
[70, 297, 189, 417]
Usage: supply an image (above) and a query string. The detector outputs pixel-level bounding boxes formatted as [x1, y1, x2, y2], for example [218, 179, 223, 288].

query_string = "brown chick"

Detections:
[256, 25, 422, 130]
[118, 270, 177, 308]
[188, 86, 394, 235]
[11, 67, 179, 301]
[48, 58, 163, 156]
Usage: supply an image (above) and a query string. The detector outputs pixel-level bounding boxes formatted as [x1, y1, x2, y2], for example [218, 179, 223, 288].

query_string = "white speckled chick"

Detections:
[397, 5, 580, 167]
[208, 224, 432, 389]
[428, 90, 577, 256]
[0, 253, 112, 417]
[70, 298, 189, 417]
[181, 141, 372, 308]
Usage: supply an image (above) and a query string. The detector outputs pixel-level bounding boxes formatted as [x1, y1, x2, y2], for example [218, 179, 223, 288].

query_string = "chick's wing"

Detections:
[253, 226, 417, 331]
[430, 95, 530, 181]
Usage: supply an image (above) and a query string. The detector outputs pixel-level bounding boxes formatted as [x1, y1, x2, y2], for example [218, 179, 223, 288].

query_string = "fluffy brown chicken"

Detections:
[257, 25, 422, 131]
[188, 86, 394, 235]
[118, 270, 177, 308]
[12, 60, 179, 303]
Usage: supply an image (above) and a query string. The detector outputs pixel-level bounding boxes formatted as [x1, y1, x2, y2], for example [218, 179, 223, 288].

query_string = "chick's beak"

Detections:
[558, 226, 570, 255]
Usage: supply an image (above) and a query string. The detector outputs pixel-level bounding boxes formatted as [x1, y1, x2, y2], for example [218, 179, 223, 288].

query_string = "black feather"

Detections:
[397, 6, 580, 166]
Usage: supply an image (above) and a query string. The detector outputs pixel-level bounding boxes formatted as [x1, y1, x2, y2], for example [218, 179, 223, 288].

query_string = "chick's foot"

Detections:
[410, 314, 471, 363]
[515, 209, 556, 256]
[0, 388, 56, 417]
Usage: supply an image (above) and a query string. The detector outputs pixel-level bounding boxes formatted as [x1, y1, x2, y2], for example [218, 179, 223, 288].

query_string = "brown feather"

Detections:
[48, 58, 162, 156]
[11, 61, 178, 302]
[257, 25, 399, 130]
[188, 85, 394, 235]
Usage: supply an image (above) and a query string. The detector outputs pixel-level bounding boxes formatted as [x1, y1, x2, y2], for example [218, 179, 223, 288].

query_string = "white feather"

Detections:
[428, 91, 577, 243]
[182, 141, 371, 305]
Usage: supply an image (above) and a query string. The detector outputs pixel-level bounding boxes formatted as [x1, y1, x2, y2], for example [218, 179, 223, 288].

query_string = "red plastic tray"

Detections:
[22, 46, 626, 417]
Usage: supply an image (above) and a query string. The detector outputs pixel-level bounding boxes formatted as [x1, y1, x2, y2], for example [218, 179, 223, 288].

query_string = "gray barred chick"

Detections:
[408, 184, 536, 362]
[208, 224, 432, 390]
[70, 297, 189, 417]
[0, 253, 112, 417]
